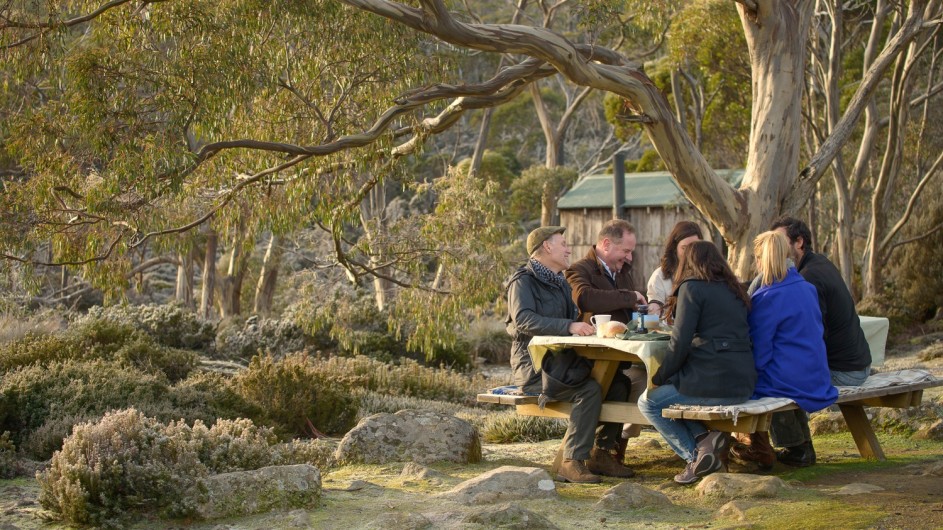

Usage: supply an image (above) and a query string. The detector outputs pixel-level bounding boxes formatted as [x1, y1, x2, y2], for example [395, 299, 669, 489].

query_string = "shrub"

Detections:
[357, 390, 476, 418]
[37, 409, 288, 526]
[306, 354, 490, 402]
[0, 318, 197, 383]
[84, 303, 216, 351]
[275, 438, 337, 471]
[288, 285, 406, 360]
[0, 431, 15, 479]
[857, 294, 917, 340]
[480, 412, 567, 443]
[0, 310, 67, 345]
[214, 315, 308, 361]
[230, 354, 359, 438]
[0, 360, 170, 457]
[464, 318, 511, 365]
[0, 361, 258, 459]
[168, 371, 262, 425]
[919, 341, 943, 362]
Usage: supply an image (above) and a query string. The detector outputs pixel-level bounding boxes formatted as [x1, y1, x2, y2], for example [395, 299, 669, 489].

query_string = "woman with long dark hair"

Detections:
[638, 241, 755, 484]
[646, 221, 704, 316]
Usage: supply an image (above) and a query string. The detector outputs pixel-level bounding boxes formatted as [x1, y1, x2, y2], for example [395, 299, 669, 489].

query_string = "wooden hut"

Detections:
[557, 169, 744, 288]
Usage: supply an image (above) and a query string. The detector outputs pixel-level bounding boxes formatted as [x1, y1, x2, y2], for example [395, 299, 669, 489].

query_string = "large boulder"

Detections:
[695, 473, 788, 499]
[192, 464, 321, 520]
[595, 482, 672, 510]
[439, 466, 557, 505]
[334, 409, 481, 465]
[462, 503, 558, 529]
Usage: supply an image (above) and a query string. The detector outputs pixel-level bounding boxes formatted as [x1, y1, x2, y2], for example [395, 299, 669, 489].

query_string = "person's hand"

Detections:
[647, 302, 662, 315]
[568, 322, 595, 336]
[634, 291, 646, 304]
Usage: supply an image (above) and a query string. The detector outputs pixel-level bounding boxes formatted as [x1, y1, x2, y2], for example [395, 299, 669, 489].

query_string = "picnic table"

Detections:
[478, 327, 941, 465]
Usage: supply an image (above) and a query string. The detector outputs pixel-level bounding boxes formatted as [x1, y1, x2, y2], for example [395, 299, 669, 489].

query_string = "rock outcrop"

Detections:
[335, 409, 481, 465]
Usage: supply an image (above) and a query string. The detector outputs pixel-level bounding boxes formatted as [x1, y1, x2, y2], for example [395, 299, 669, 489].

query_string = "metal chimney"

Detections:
[613, 152, 626, 219]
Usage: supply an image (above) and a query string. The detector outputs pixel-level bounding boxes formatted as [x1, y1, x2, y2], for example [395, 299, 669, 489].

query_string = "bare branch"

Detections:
[785, 4, 932, 213]
[879, 148, 943, 254]
[887, 221, 943, 254]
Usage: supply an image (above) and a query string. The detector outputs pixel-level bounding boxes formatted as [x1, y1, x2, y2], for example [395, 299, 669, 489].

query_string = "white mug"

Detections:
[590, 314, 611, 336]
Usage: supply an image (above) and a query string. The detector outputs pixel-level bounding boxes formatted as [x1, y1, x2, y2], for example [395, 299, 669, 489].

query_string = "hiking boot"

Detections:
[776, 441, 816, 467]
[614, 437, 630, 464]
[587, 447, 635, 478]
[692, 449, 724, 478]
[674, 460, 700, 485]
[693, 431, 729, 477]
[729, 432, 775, 470]
[557, 458, 602, 484]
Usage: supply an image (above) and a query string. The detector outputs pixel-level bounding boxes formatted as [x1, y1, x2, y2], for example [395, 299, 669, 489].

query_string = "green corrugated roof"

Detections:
[557, 169, 744, 210]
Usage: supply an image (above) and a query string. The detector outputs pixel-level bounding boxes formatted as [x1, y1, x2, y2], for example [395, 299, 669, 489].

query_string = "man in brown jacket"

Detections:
[565, 219, 646, 325]
[564, 219, 648, 471]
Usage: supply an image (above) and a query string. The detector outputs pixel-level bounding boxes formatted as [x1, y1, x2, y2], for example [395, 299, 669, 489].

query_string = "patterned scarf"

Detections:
[530, 258, 568, 289]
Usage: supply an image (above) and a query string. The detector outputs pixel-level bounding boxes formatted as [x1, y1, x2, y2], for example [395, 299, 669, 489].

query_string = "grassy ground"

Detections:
[3, 430, 940, 529]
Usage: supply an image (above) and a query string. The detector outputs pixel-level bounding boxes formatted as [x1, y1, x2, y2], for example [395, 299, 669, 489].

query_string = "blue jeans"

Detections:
[638, 384, 744, 462]
[831, 366, 870, 386]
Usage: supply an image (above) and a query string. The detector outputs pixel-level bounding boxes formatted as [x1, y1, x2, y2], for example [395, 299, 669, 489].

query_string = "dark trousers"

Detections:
[523, 367, 631, 460]
[769, 367, 870, 447]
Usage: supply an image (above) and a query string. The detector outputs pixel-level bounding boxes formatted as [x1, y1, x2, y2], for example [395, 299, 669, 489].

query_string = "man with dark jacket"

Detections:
[506, 226, 634, 483]
[761, 216, 871, 467]
[564, 219, 646, 467]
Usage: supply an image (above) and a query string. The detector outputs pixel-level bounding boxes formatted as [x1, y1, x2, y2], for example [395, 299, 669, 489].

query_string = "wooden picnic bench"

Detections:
[477, 333, 942, 465]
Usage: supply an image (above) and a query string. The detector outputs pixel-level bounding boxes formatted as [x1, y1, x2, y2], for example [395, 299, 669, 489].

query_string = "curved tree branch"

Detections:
[342, 0, 743, 239]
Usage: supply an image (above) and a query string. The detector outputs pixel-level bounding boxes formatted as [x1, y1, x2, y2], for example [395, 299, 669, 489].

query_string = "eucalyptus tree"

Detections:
[0, 0, 528, 351]
[3, 0, 942, 341]
[338, 0, 941, 277]
[803, 0, 943, 295]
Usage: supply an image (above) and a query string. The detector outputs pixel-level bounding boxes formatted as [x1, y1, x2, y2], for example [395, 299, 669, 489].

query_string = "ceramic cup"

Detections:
[590, 314, 612, 337]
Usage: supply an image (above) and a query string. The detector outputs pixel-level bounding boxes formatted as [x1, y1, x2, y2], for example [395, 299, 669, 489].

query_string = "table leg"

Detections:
[591, 359, 618, 396]
[838, 404, 886, 461]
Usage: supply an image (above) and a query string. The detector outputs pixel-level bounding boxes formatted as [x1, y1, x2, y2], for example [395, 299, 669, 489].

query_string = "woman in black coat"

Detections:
[638, 241, 755, 484]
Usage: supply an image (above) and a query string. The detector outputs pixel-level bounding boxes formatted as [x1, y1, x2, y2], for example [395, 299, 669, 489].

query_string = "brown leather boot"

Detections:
[729, 431, 775, 470]
[556, 458, 602, 483]
[615, 437, 629, 464]
[587, 447, 635, 478]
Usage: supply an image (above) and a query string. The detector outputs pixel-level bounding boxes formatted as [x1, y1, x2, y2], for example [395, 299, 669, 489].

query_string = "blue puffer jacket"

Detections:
[749, 268, 838, 412]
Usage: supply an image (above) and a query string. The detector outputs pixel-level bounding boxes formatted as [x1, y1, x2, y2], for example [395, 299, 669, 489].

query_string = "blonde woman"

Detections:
[732, 231, 837, 469]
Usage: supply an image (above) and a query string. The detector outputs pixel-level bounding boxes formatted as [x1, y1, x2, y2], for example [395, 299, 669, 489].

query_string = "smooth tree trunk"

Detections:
[175, 250, 194, 308]
[864, 2, 936, 297]
[253, 233, 283, 315]
[200, 229, 217, 319]
[218, 230, 250, 318]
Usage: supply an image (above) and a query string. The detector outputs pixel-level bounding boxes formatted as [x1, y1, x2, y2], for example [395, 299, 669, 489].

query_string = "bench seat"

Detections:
[662, 369, 941, 423]
[661, 369, 942, 460]
[476, 369, 941, 459]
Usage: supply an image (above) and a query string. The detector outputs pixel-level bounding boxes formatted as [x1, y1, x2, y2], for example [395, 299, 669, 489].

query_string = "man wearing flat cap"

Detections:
[504, 226, 635, 483]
